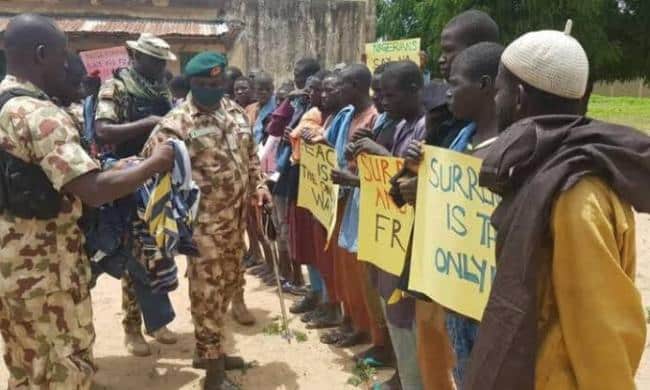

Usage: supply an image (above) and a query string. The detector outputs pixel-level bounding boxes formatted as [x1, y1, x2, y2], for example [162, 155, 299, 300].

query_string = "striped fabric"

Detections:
[143, 173, 179, 258]
[135, 139, 200, 293]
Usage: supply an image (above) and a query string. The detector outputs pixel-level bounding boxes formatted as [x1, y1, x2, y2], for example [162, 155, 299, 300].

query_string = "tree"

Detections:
[376, 0, 650, 82]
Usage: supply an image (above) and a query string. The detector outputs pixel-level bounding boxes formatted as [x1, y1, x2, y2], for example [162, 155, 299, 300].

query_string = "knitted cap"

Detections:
[502, 20, 589, 99]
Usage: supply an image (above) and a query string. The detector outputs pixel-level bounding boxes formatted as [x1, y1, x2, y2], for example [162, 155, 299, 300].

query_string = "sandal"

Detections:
[335, 331, 367, 348]
[320, 330, 346, 345]
[306, 316, 341, 329]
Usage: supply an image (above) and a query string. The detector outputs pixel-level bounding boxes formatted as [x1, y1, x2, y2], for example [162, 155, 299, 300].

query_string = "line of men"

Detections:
[1, 8, 649, 390]
[242, 9, 650, 390]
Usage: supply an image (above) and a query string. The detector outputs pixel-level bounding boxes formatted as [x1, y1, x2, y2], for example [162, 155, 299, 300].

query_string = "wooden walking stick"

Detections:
[259, 204, 292, 342]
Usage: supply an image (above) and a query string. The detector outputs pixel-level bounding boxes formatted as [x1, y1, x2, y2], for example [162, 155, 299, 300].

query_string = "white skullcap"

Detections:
[502, 20, 589, 99]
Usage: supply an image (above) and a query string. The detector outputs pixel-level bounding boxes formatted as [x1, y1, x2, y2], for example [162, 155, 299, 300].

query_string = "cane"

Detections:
[261, 204, 292, 343]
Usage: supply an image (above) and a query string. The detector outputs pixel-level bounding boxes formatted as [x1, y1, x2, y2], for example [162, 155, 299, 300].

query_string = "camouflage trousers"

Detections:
[190, 224, 245, 359]
[121, 273, 143, 334]
[0, 290, 96, 389]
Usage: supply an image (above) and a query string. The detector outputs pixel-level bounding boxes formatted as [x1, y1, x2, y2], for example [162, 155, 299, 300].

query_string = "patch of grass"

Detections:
[294, 330, 308, 343]
[262, 319, 308, 342]
[588, 95, 650, 133]
[347, 360, 377, 388]
[262, 321, 287, 336]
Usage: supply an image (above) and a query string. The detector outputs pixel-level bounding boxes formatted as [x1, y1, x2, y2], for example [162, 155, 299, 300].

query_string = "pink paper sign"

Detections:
[79, 47, 131, 81]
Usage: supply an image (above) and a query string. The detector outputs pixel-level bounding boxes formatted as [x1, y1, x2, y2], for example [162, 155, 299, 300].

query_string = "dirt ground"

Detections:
[0, 215, 649, 389]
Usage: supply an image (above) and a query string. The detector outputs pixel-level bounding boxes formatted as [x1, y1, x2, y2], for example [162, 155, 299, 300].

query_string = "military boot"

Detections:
[124, 331, 151, 357]
[231, 291, 255, 326]
[204, 357, 239, 390]
[193, 351, 246, 371]
[147, 325, 178, 345]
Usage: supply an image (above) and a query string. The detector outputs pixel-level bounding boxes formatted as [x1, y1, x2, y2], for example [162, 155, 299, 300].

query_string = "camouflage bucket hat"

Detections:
[127, 33, 177, 61]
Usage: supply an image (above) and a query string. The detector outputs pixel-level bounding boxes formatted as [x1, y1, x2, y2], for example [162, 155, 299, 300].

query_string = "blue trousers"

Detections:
[446, 311, 480, 387]
[307, 265, 328, 303]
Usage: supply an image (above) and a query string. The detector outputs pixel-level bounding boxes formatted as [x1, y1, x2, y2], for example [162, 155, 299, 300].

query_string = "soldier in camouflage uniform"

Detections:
[95, 33, 178, 355]
[0, 14, 174, 389]
[220, 96, 257, 327]
[142, 52, 271, 390]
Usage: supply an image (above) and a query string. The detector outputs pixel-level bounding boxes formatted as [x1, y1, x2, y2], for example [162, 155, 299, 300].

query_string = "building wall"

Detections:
[224, 0, 374, 82]
[0, 0, 375, 82]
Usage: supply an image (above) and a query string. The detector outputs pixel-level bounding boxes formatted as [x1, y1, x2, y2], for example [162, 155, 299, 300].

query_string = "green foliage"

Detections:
[376, 0, 650, 82]
[262, 321, 287, 336]
[346, 360, 377, 388]
[262, 318, 308, 342]
[588, 95, 650, 133]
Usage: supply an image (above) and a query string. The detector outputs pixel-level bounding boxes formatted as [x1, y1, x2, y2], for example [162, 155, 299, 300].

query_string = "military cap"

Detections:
[126, 33, 176, 61]
[184, 52, 229, 78]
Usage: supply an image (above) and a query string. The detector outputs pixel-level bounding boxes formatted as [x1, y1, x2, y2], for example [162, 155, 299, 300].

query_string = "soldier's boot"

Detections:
[124, 331, 152, 357]
[204, 357, 239, 390]
[193, 351, 246, 371]
[231, 291, 255, 326]
[148, 325, 178, 345]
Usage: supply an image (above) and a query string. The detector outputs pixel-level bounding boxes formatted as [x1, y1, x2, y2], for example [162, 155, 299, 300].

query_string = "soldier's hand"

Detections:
[145, 115, 163, 129]
[149, 143, 175, 174]
[254, 187, 273, 207]
[112, 156, 143, 171]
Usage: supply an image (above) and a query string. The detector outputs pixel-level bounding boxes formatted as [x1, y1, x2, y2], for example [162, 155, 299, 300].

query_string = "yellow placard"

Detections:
[365, 38, 421, 73]
[409, 146, 500, 320]
[297, 143, 339, 243]
[357, 154, 414, 275]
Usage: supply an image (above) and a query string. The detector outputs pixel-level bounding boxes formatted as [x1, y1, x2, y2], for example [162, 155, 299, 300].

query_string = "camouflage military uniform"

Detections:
[95, 73, 168, 334]
[142, 96, 263, 359]
[0, 76, 99, 389]
[222, 98, 252, 297]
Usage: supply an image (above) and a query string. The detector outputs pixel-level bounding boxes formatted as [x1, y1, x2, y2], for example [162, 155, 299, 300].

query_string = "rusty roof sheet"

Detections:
[0, 16, 243, 39]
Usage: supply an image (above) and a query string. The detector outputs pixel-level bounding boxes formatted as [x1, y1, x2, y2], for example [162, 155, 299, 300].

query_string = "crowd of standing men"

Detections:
[0, 7, 649, 390]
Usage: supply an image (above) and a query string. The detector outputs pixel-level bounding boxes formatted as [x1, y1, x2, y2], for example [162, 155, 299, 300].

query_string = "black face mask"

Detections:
[192, 86, 225, 107]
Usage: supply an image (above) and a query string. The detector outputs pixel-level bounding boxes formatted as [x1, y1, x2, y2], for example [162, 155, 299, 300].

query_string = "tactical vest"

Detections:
[0, 89, 62, 219]
[113, 70, 172, 158]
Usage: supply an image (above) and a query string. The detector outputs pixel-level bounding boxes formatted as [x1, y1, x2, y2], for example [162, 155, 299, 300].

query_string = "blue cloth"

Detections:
[449, 122, 477, 152]
[307, 265, 323, 292]
[125, 255, 176, 333]
[254, 96, 277, 144]
[337, 188, 360, 253]
[324, 105, 355, 170]
[446, 311, 480, 387]
[82, 94, 96, 147]
[446, 121, 480, 386]
[372, 112, 390, 138]
[83, 156, 137, 281]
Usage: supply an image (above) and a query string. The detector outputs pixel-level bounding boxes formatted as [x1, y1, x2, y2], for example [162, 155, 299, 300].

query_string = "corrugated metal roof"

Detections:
[0, 16, 243, 39]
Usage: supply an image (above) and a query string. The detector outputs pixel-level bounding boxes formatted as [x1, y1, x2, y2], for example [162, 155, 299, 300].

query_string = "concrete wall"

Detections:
[224, 0, 373, 83]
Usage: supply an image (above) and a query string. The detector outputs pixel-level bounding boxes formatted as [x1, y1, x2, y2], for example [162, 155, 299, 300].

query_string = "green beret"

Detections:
[184, 52, 228, 78]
